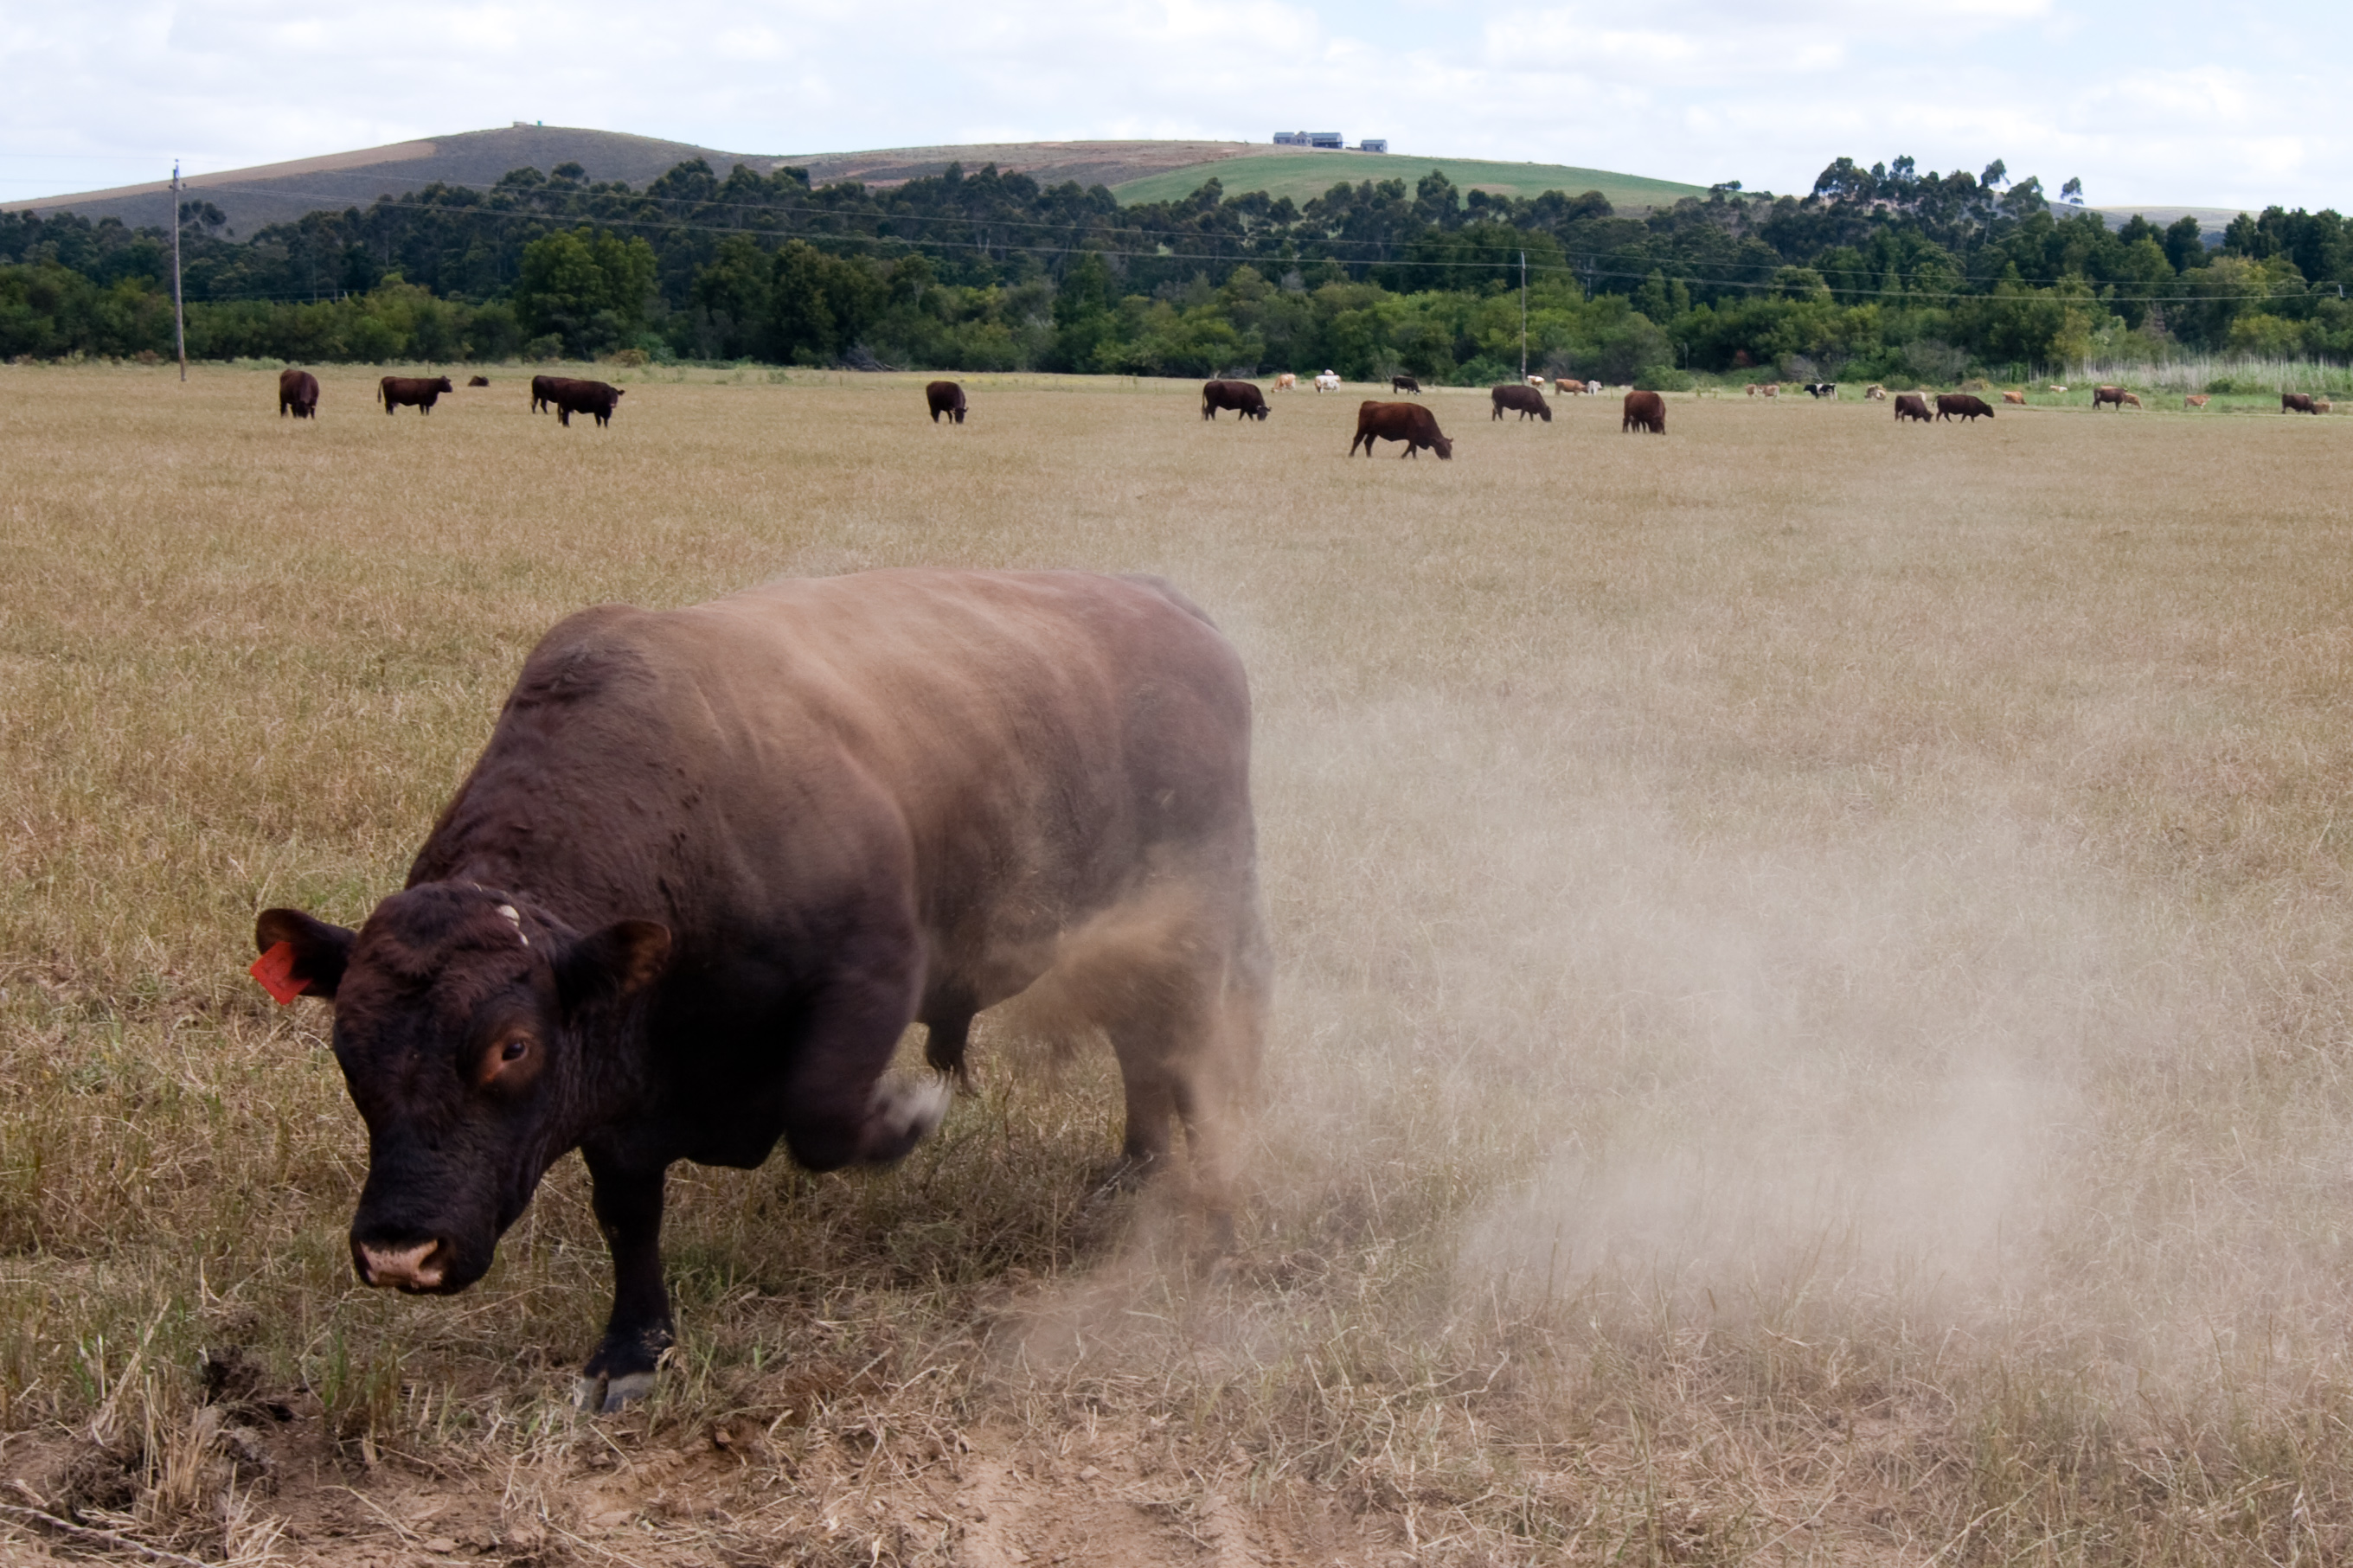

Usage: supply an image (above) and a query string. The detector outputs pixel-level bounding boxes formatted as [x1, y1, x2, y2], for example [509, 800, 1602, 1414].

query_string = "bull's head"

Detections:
[1430, 433, 1453, 459]
[255, 886, 669, 1295]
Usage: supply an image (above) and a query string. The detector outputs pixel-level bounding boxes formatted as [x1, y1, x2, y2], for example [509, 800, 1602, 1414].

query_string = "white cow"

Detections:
[1314, 371, 1341, 392]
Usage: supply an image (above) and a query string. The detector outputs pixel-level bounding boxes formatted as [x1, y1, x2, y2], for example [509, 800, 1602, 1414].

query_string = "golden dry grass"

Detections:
[4, 362, 2353, 1565]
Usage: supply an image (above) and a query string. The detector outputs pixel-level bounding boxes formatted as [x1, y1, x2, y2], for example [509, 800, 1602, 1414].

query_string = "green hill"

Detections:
[1111, 149, 1709, 210]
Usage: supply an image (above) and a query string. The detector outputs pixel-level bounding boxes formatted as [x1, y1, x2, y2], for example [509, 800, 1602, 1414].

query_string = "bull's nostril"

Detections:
[358, 1239, 446, 1290]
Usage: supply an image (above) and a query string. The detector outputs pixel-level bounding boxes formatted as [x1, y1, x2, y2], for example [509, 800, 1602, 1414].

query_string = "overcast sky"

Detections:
[2, 0, 2344, 214]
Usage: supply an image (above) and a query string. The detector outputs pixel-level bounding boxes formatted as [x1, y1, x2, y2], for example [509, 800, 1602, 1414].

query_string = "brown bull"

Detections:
[1895, 394, 1933, 422]
[2284, 392, 2320, 414]
[926, 381, 968, 424]
[380, 375, 454, 415]
[1350, 400, 1452, 458]
[279, 368, 319, 419]
[1936, 393, 1994, 422]
[1622, 389, 1666, 433]
[1201, 381, 1270, 421]
[1491, 384, 1551, 421]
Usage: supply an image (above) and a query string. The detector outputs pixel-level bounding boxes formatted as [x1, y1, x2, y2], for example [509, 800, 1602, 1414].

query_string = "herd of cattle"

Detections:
[277, 368, 629, 426]
[274, 367, 2343, 455]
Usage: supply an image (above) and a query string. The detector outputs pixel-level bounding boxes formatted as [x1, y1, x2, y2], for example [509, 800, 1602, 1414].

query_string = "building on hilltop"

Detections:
[1273, 131, 1346, 149]
[1357, 139, 1388, 153]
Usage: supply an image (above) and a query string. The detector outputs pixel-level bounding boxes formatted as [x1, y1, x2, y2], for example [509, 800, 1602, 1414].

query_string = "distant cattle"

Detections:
[1805, 382, 1837, 399]
[278, 368, 319, 419]
[1745, 384, 1762, 397]
[1350, 400, 1452, 458]
[467, 374, 490, 387]
[2048, 385, 2069, 394]
[380, 375, 453, 415]
[538, 376, 625, 427]
[1763, 383, 1780, 399]
[1526, 374, 1547, 388]
[1275, 373, 1297, 391]
[2184, 394, 2212, 409]
[2093, 386, 2138, 410]
[1491, 384, 1552, 422]
[1895, 394, 1933, 423]
[926, 381, 968, 424]
[1314, 371, 1342, 393]
[2284, 392, 2321, 414]
[1936, 393, 1995, 422]
[1585, 381, 1602, 395]
[1390, 374, 1421, 394]
[1555, 377, 1586, 395]
[1622, 389, 1666, 433]
[2320, 400, 2336, 413]
[2002, 390, 2027, 406]
[1865, 384, 1887, 400]
[1202, 380, 1270, 421]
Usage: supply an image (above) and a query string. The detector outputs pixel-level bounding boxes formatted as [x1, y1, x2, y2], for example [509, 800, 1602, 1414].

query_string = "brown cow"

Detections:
[1202, 381, 1270, 421]
[2002, 390, 2027, 406]
[1555, 377, 1587, 395]
[279, 368, 319, 419]
[926, 381, 968, 424]
[1350, 400, 1452, 458]
[1895, 394, 1933, 422]
[251, 569, 1267, 1411]
[1622, 389, 1666, 433]
[1274, 373, 1297, 391]
[2093, 385, 2135, 410]
[2184, 394, 2212, 409]
[381, 375, 454, 415]
[2284, 392, 2320, 414]
[530, 374, 558, 413]
[1390, 374, 1421, 394]
[467, 374, 490, 387]
[1491, 384, 1552, 421]
[1936, 393, 1995, 422]
[544, 378, 625, 428]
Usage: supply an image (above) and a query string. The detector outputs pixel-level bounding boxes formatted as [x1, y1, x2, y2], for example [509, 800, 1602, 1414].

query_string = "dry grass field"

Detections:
[4, 363, 2353, 1565]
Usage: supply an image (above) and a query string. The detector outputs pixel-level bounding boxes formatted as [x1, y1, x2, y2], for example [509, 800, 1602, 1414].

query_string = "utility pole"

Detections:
[170, 160, 186, 381]
[1518, 250, 1528, 380]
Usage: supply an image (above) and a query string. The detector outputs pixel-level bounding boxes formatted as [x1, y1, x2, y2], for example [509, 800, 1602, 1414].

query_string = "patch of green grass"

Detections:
[1110, 149, 1709, 210]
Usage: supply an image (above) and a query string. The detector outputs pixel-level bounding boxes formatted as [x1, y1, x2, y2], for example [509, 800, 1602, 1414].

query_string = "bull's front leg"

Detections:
[576, 1149, 672, 1412]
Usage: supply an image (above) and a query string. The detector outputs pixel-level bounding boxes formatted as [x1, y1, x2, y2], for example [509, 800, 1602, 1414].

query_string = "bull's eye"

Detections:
[502, 1037, 529, 1062]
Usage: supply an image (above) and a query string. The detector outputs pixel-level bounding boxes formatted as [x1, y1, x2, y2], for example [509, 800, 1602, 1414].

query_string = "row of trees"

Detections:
[6, 151, 2352, 380]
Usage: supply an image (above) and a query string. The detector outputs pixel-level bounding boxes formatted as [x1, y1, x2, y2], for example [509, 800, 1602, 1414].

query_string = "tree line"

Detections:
[4, 150, 2350, 384]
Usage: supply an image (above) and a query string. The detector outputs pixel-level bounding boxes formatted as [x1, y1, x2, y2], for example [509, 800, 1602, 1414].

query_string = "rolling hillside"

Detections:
[1109, 148, 1709, 209]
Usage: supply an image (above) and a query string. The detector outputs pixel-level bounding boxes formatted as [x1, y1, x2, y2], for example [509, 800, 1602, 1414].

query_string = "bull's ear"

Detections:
[254, 908, 356, 1001]
[555, 920, 671, 1014]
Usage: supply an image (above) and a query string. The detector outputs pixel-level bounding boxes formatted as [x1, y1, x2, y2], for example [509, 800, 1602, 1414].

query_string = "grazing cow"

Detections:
[2002, 390, 2027, 406]
[1586, 381, 1602, 395]
[1526, 374, 1547, 388]
[1763, 383, 1780, 399]
[1865, 385, 1888, 400]
[1622, 389, 1667, 433]
[1936, 393, 1995, 422]
[2048, 385, 2068, 394]
[1491, 384, 1552, 422]
[251, 570, 1269, 1411]
[1895, 394, 1933, 423]
[381, 375, 453, 415]
[1275, 373, 1297, 391]
[1350, 400, 1452, 458]
[546, 378, 625, 428]
[1314, 371, 1342, 392]
[1745, 384, 1760, 397]
[2093, 386, 2135, 411]
[926, 381, 968, 424]
[1805, 382, 1837, 399]
[1391, 374, 1421, 394]
[1202, 381, 1270, 421]
[468, 374, 490, 387]
[278, 368, 319, 419]
[2319, 400, 2335, 413]
[2284, 393, 2320, 414]
[1555, 377, 1586, 395]
[2184, 394, 2212, 409]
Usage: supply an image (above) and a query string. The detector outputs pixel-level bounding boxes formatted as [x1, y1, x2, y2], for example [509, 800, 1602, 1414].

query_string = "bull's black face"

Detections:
[254, 889, 670, 1296]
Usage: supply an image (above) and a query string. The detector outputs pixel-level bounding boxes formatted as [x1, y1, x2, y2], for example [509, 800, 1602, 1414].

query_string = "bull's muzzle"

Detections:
[356, 1238, 449, 1290]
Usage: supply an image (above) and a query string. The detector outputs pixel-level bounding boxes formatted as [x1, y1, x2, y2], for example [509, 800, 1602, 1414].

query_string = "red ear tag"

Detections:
[250, 941, 311, 1005]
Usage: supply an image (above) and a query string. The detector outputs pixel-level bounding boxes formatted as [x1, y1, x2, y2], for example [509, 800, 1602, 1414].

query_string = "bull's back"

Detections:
[416, 571, 1252, 973]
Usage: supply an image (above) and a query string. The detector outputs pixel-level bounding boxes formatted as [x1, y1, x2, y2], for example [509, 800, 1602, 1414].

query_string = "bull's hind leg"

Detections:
[924, 1004, 979, 1094]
